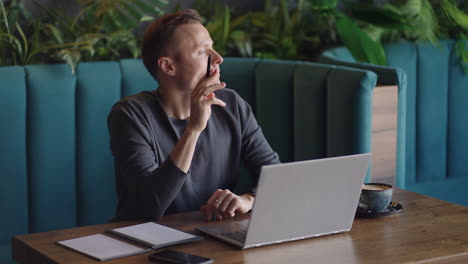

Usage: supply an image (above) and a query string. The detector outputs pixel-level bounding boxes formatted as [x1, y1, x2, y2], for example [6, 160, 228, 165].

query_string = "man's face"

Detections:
[170, 23, 223, 90]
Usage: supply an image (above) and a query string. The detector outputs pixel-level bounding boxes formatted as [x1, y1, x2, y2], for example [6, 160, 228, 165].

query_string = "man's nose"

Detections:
[212, 50, 223, 65]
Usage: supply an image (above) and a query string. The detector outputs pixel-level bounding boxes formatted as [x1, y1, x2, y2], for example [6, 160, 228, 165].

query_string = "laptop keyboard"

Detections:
[222, 230, 247, 243]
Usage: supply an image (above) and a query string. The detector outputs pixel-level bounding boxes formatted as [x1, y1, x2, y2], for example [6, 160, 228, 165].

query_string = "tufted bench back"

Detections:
[0, 58, 375, 263]
[321, 40, 468, 205]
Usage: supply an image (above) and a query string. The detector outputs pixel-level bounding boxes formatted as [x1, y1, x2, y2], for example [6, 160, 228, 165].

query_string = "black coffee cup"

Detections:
[359, 183, 393, 212]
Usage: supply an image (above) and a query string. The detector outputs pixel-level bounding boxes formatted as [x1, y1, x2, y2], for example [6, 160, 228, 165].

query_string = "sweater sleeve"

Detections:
[107, 104, 187, 221]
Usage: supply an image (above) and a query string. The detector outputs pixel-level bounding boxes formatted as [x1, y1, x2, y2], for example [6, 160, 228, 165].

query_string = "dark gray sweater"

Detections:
[107, 88, 280, 221]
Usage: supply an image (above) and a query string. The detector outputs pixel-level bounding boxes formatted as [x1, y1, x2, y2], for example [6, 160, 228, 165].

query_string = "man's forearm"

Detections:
[170, 128, 201, 173]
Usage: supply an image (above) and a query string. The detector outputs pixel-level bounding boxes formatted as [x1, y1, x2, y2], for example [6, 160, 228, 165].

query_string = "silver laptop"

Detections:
[196, 153, 371, 249]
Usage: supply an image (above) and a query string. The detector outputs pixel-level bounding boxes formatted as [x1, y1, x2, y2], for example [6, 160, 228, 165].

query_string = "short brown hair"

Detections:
[142, 9, 202, 80]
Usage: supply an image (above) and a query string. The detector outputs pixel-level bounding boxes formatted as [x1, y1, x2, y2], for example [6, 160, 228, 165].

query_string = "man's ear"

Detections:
[158, 57, 176, 76]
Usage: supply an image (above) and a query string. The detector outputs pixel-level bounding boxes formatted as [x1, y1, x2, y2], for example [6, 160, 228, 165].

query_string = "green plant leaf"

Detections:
[265, 0, 273, 13]
[343, 2, 410, 30]
[206, 20, 222, 35]
[442, 0, 468, 30]
[102, 12, 118, 33]
[81, 44, 95, 57]
[279, 0, 291, 32]
[231, 30, 252, 57]
[230, 13, 249, 29]
[222, 6, 230, 46]
[43, 23, 64, 45]
[363, 25, 385, 42]
[72, 5, 91, 29]
[255, 51, 278, 59]
[15, 22, 28, 62]
[148, 0, 168, 6]
[306, 0, 339, 11]
[455, 35, 468, 74]
[34, 0, 75, 37]
[0, 0, 12, 35]
[250, 12, 269, 28]
[0, 32, 23, 58]
[145, 0, 167, 16]
[403, 0, 439, 44]
[140, 15, 155, 22]
[76, 33, 105, 46]
[336, 16, 386, 65]
[57, 48, 81, 74]
[121, 1, 144, 20]
[133, 0, 159, 16]
[112, 7, 137, 30]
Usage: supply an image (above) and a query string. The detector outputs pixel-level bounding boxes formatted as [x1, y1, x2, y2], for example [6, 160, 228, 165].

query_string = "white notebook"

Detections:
[108, 222, 201, 248]
[58, 234, 150, 261]
[57, 222, 202, 261]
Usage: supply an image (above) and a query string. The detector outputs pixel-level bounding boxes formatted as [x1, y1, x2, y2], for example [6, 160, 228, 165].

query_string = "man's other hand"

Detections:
[200, 189, 254, 221]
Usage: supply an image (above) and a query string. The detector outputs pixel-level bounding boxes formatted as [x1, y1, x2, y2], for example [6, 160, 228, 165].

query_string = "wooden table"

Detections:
[12, 188, 468, 264]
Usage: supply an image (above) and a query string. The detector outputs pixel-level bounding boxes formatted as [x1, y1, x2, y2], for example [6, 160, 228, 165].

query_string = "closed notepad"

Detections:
[58, 234, 150, 261]
[109, 222, 201, 248]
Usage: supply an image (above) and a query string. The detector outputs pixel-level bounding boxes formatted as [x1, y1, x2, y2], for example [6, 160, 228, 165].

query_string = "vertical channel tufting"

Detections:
[326, 67, 375, 182]
[395, 70, 408, 189]
[415, 42, 451, 183]
[221, 58, 259, 110]
[325, 67, 375, 160]
[76, 62, 121, 226]
[292, 63, 332, 161]
[0, 66, 28, 263]
[120, 59, 158, 97]
[254, 60, 297, 162]
[385, 41, 418, 185]
[26, 64, 77, 232]
[447, 40, 468, 180]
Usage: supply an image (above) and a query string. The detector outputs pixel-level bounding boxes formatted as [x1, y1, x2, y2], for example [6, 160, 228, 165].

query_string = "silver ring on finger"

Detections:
[215, 199, 222, 205]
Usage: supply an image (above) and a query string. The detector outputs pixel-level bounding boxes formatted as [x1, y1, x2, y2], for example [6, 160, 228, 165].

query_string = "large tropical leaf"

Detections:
[336, 16, 387, 65]
[403, 0, 439, 43]
[442, 0, 468, 30]
[344, 2, 410, 30]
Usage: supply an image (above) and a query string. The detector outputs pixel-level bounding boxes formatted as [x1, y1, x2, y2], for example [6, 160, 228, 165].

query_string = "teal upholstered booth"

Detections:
[0, 58, 376, 263]
[320, 39, 468, 207]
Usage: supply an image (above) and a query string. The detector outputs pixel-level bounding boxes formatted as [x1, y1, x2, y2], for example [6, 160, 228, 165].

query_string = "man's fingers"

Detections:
[219, 194, 235, 214]
[212, 206, 223, 221]
[206, 97, 226, 107]
[194, 82, 225, 100]
[206, 189, 222, 208]
[193, 69, 221, 95]
[226, 200, 239, 218]
[200, 205, 211, 221]
[205, 81, 226, 94]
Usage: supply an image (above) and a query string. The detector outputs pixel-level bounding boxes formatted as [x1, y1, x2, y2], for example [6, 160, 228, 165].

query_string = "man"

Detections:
[107, 9, 279, 222]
